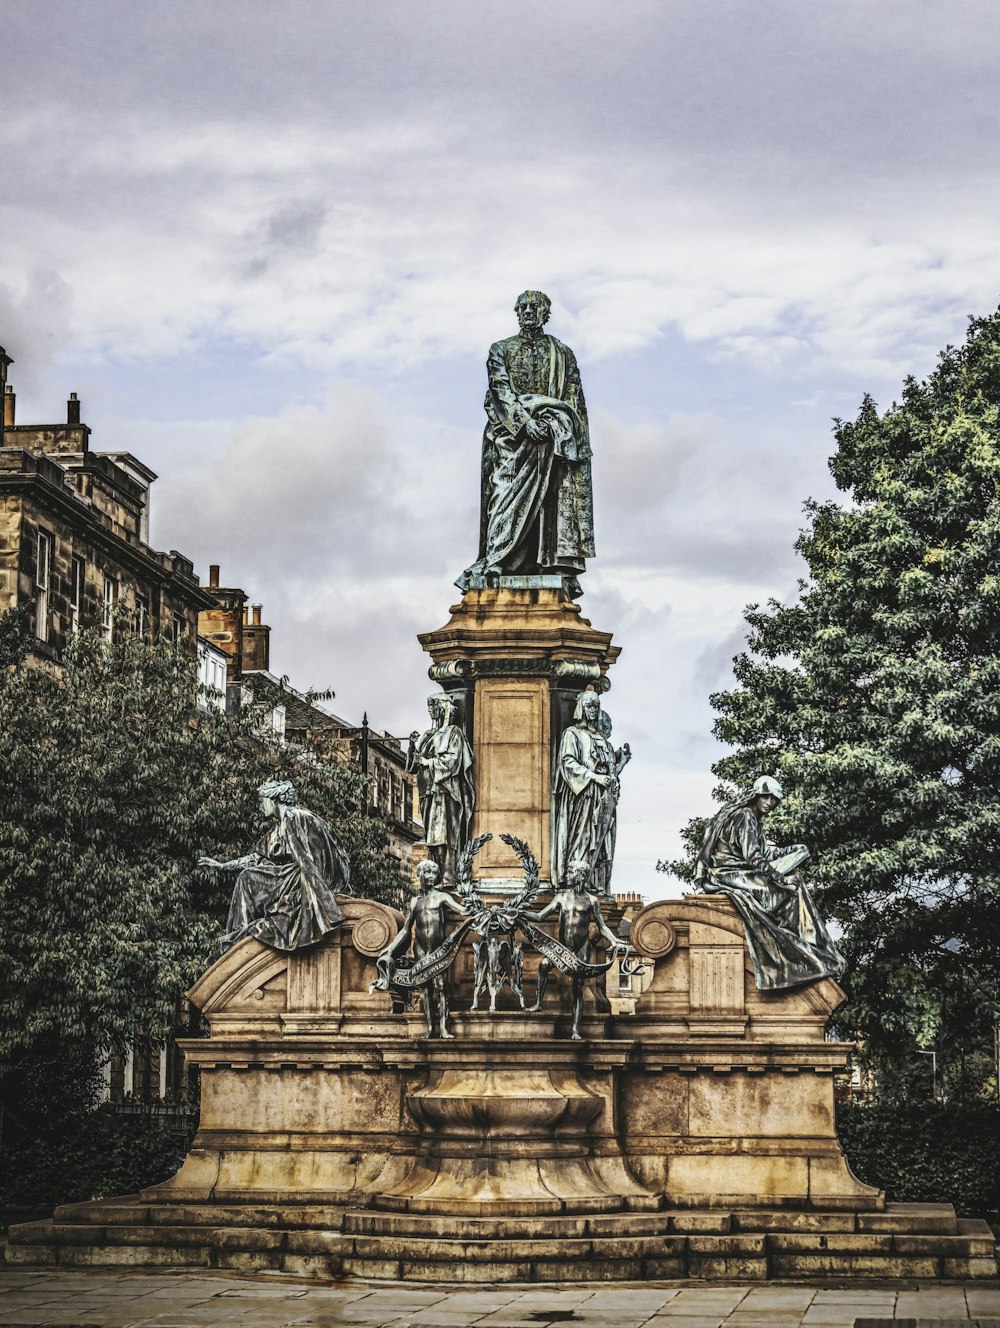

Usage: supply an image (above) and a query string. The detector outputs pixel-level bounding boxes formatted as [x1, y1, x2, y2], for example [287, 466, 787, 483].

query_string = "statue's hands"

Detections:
[197, 855, 221, 870]
[524, 418, 548, 445]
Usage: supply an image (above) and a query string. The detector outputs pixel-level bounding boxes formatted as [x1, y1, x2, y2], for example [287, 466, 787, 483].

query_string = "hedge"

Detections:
[837, 1099, 1000, 1219]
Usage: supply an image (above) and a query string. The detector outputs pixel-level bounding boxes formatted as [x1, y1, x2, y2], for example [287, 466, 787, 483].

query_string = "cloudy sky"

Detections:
[3, 1, 999, 896]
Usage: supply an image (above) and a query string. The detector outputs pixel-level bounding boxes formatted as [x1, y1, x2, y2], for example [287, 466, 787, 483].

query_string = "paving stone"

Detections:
[740, 1292, 817, 1307]
[967, 1293, 1000, 1314]
[647, 1317, 730, 1328]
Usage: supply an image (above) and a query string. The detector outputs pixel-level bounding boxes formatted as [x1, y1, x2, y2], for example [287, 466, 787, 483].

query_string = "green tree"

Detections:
[0, 616, 400, 1071]
[667, 309, 1000, 1100]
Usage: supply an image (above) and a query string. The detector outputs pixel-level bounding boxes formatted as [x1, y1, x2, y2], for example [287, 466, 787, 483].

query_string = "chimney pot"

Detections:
[3, 386, 13, 429]
[252, 604, 262, 625]
[67, 392, 81, 425]
[209, 564, 220, 587]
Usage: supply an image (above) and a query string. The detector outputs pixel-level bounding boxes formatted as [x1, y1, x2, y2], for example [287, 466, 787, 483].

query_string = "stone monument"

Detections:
[7, 294, 996, 1282]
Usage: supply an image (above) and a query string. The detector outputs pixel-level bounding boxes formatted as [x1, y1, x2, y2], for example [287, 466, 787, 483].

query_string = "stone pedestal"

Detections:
[418, 587, 619, 886]
[8, 895, 996, 1281]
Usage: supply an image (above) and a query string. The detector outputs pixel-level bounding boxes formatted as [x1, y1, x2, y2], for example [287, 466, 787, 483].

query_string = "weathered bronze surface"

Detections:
[694, 775, 845, 990]
[552, 690, 630, 893]
[372, 859, 468, 1038]
[525, 859, 630, 1039]
[406, 693, 475, 885]
[200, 778, 350, 953]
[458, 291, 594, 595]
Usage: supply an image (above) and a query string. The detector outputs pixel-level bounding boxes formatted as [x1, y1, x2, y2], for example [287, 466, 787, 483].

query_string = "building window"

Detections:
[172, 612, 186, 644]
[103, 575, 117, 641]
[135, 595, 148, 639]
[69, 555, 85, 634]
[34, 531, 52, 641]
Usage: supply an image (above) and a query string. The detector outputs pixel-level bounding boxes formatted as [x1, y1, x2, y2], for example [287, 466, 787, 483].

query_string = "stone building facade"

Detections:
[0, 384, 210, 660]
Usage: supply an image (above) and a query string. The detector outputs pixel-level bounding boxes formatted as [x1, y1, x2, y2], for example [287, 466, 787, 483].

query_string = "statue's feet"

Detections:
[526, 1003, 541, 1013]
[418, 1029, 435, 1040]
[570, 1029, 583, 1041]
[439, 1029, 455, 1040]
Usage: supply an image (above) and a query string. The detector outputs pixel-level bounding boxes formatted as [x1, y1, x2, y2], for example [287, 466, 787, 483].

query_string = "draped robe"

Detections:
[220, 805, 349, 953]
[552, 722, 618, 890]
[695, 800, 844, 990]
[461, 331, 595, 583]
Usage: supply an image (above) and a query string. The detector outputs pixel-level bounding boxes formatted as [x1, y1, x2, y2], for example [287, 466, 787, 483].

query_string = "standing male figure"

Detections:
[552, 690, 631, 893]
[526, 859, 627, 1040]
[383, 859, 468, 1038]
[458, 290, 595, 592]
[407, 693, 475, 885]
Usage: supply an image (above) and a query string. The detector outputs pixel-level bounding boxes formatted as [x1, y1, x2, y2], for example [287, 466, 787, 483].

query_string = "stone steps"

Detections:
[5, 1198, 996, 1281]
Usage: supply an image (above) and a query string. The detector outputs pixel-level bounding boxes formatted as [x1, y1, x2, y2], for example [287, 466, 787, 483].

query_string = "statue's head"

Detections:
[416, 859, 440, 892]
[567, 858, 592, 894]
[427, 692, 455, 727]
[573, 690, 601, 725]
[751, 774, 783, 815]
[258, 778, 295, 814]
[515, 290, 552, 332]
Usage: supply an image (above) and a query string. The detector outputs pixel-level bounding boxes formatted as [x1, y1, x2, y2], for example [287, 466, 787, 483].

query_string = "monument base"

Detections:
[6, 898, 997, 1282]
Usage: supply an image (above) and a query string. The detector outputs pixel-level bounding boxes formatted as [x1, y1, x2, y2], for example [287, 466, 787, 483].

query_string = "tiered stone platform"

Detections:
[7, 896, 996, 1281]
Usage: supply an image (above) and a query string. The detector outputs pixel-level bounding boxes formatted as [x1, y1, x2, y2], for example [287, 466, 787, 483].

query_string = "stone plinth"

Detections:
[418, 587, 619, 886]
[8, 893, 997, 1280]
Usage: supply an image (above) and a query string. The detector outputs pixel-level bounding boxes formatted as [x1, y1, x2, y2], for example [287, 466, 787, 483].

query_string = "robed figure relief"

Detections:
[458, 290, 595, 592]
[552, 691, 630, 894]
[407, 693, 475, 885]
[200, 778, 351, 953]
[694, 775, 845, 991]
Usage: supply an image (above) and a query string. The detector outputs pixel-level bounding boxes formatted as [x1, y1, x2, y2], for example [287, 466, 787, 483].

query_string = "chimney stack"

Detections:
[3, 386, 13, 429]
[252, 604, 262, 625]
[67, 392, 80, 425]
[209, 564, 220, 588]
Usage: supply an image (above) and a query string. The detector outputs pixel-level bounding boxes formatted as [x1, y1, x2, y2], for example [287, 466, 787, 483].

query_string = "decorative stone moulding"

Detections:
[7, 894, 996, 1281]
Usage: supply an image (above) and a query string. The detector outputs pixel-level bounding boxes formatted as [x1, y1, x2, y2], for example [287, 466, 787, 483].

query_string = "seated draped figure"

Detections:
[693, 775, 845, 991]
[199, 778, 351, 953]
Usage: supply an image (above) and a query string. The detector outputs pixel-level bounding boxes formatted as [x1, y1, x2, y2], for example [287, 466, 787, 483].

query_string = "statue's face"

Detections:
[581, 694, 600, 724]
[428, 699, 446, 727]
[417, 862, 440, 891]
[755, 793, 779, 815]
[568, 866, 589, 894]
[516, 294, 549, 333]
[259, 794, 277, 817]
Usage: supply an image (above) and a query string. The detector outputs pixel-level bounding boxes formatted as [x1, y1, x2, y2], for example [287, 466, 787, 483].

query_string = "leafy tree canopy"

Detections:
[0, 618, 401, 1069]
[665, 309, 1000, 1099]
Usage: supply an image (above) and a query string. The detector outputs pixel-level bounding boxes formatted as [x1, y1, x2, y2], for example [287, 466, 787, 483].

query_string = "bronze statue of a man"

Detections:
[552, 690, 630, 893]
[526, 859, 626, 1040]
[382, 859, 467, 1038]
[458, 290, 595, 592]
[407, 693, 475, 885]
[695, 775, 845, 990]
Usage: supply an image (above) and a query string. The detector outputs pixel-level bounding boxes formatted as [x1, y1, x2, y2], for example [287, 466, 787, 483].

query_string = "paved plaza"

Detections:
[1, 1269, 998, 1328]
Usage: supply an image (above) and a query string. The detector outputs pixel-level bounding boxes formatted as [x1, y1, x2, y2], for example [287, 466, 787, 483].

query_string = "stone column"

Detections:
[417, 586, 620, 889]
